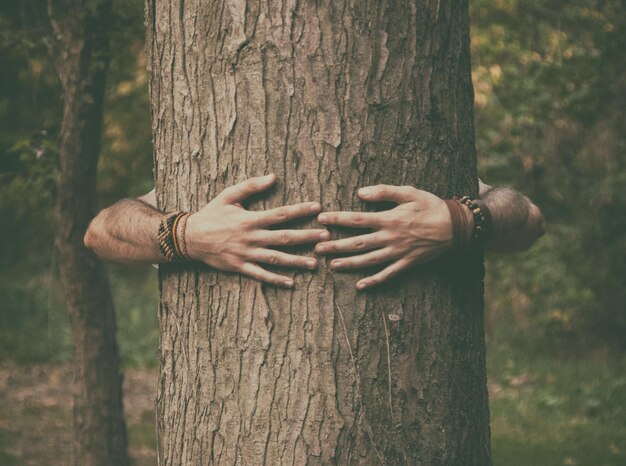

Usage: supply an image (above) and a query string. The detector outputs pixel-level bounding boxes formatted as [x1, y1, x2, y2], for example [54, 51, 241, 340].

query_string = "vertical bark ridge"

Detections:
[148, 0, 491, 464]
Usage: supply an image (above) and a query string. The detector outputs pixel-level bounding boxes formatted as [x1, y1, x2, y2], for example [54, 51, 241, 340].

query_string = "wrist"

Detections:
[182, 212, 202, 261]
[157, 211, 191, 261]
[459, 196, 492, 246]
[444, 199, 474, 250]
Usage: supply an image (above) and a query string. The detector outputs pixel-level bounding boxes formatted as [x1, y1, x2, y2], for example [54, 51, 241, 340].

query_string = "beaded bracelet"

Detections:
[444, 196, 493, 249]
[458, 196, 492, 245]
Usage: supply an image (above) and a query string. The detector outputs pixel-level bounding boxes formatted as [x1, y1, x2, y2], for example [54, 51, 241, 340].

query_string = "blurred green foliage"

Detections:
[0, 0, 153, 363]
[471, 0, 626, 350]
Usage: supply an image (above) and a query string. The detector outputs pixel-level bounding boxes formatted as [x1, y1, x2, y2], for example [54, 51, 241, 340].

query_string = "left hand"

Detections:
[316, 185, 461, 289]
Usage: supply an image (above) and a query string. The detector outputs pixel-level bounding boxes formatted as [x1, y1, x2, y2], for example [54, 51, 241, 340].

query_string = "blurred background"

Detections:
[0, 0, 624, 464]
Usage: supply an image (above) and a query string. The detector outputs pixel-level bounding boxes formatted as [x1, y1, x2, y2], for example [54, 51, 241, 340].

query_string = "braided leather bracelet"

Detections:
[158, 211, 191, 261]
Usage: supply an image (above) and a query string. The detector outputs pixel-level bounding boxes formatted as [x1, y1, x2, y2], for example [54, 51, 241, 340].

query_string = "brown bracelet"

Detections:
[157, 211, 189, 261]
[459, 196, 492, 245]
[176, 213, 192, 260]
[473, 198, 492, 243]
[444, 199, 473, 250]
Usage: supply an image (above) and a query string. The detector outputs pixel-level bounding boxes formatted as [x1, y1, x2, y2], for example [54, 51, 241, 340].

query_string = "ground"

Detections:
[0, 363, 157, 466]
[1, 348, 625, 466]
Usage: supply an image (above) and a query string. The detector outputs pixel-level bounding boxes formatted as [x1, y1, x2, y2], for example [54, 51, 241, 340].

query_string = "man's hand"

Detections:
[186, 174, 329, 288]
[315, 185, 457, 290]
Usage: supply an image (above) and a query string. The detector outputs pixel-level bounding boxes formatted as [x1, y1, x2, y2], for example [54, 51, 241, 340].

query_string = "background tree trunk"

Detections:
[49, 1, 130, 465]
[148, 0, 490, 464]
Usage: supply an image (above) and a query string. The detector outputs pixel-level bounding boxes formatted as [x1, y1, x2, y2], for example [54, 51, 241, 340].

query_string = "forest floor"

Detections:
[0, 363, 157, 466]
[1, 348, 625, 466]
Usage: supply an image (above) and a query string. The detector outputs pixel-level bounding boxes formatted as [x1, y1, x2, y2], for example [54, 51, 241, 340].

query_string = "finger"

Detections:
[356, 258, 410, 290]
[255, 201, 322, 226]
[257, 229, 330, 246]
[217, 174, 276, 204]
[317, 211, 382, 228]
[239, 262, 294, 288]
[250, 249, 318, 270]
[316, 232, 386, 254]
[330, 247, 399, 271]
[357, 184, 416, 204]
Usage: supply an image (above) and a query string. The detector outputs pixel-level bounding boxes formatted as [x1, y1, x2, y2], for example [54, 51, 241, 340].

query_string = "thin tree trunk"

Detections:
[50, 1, 130, 465]
[148, 0, 490, 464]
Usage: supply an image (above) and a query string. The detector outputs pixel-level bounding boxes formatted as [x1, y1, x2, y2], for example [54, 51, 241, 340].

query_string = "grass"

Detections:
[487, 341, 626, 466]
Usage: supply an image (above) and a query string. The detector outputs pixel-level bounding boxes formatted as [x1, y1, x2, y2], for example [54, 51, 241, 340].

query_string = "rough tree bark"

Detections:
[49, 1, 130, 465]
[147, 0, 491, 464]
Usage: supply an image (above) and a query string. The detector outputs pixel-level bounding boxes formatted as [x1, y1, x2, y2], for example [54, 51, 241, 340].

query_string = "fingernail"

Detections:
[310, 203, 321, 212]
[317, 245, 326, 253]
[319, 231, 330, 240]
[318, 214, 328, 223]
[332, 260, 342, 269]
[357, 281, 367, 290]
[263, 174, 274, 181]
[359, 188, 372, 197]
[307, 260, 316, 269]
[284, 279, 294, 287]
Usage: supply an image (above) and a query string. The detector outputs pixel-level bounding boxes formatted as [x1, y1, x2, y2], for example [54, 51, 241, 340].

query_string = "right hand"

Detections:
[185, 174, 329, 287]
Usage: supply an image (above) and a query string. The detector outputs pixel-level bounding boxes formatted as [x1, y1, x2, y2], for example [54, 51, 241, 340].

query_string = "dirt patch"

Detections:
[0, 362, 157, 466]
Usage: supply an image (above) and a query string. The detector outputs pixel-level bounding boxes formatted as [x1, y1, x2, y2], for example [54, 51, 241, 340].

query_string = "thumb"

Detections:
[216, 174, 276, 204]
[358, 184, 415, 204]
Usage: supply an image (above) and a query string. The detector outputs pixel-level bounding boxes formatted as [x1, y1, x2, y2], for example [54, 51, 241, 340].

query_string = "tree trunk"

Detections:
[50, 1, 130, 465]
[148, 0, 490, 464]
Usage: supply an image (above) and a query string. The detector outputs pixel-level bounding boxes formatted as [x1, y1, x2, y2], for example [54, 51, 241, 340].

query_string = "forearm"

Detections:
[84, 198, 164, 264]
[479, 184, 545, 252]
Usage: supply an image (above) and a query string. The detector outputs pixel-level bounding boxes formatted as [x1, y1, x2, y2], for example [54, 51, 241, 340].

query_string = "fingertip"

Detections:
[356, 281, 367, 290]
[318, 213, 328, 224]
[283, 279, 294, 288]
[358, 187, 373, 198]
[262, 173, 276, 184]
[319, 230, 330, 241]
[310, 202, 322, 213]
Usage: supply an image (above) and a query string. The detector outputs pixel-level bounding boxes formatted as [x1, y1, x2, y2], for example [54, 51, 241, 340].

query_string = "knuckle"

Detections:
[351, 213, 364, 224]
[354, 239, 366, 249]
[280, 233, 291, 245]
[268, 254, 279, 264]
[275, 207, 288, 220]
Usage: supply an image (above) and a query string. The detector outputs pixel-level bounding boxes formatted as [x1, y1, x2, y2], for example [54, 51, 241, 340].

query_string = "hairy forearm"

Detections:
[84, 199, 164, 264]
[479, 185, 545, 252]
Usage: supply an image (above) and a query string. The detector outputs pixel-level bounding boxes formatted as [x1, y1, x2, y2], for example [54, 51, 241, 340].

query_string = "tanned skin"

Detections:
[84, 174, 329, 287]
[85, 176, 544, 289]
[316, 180, 545, 289]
